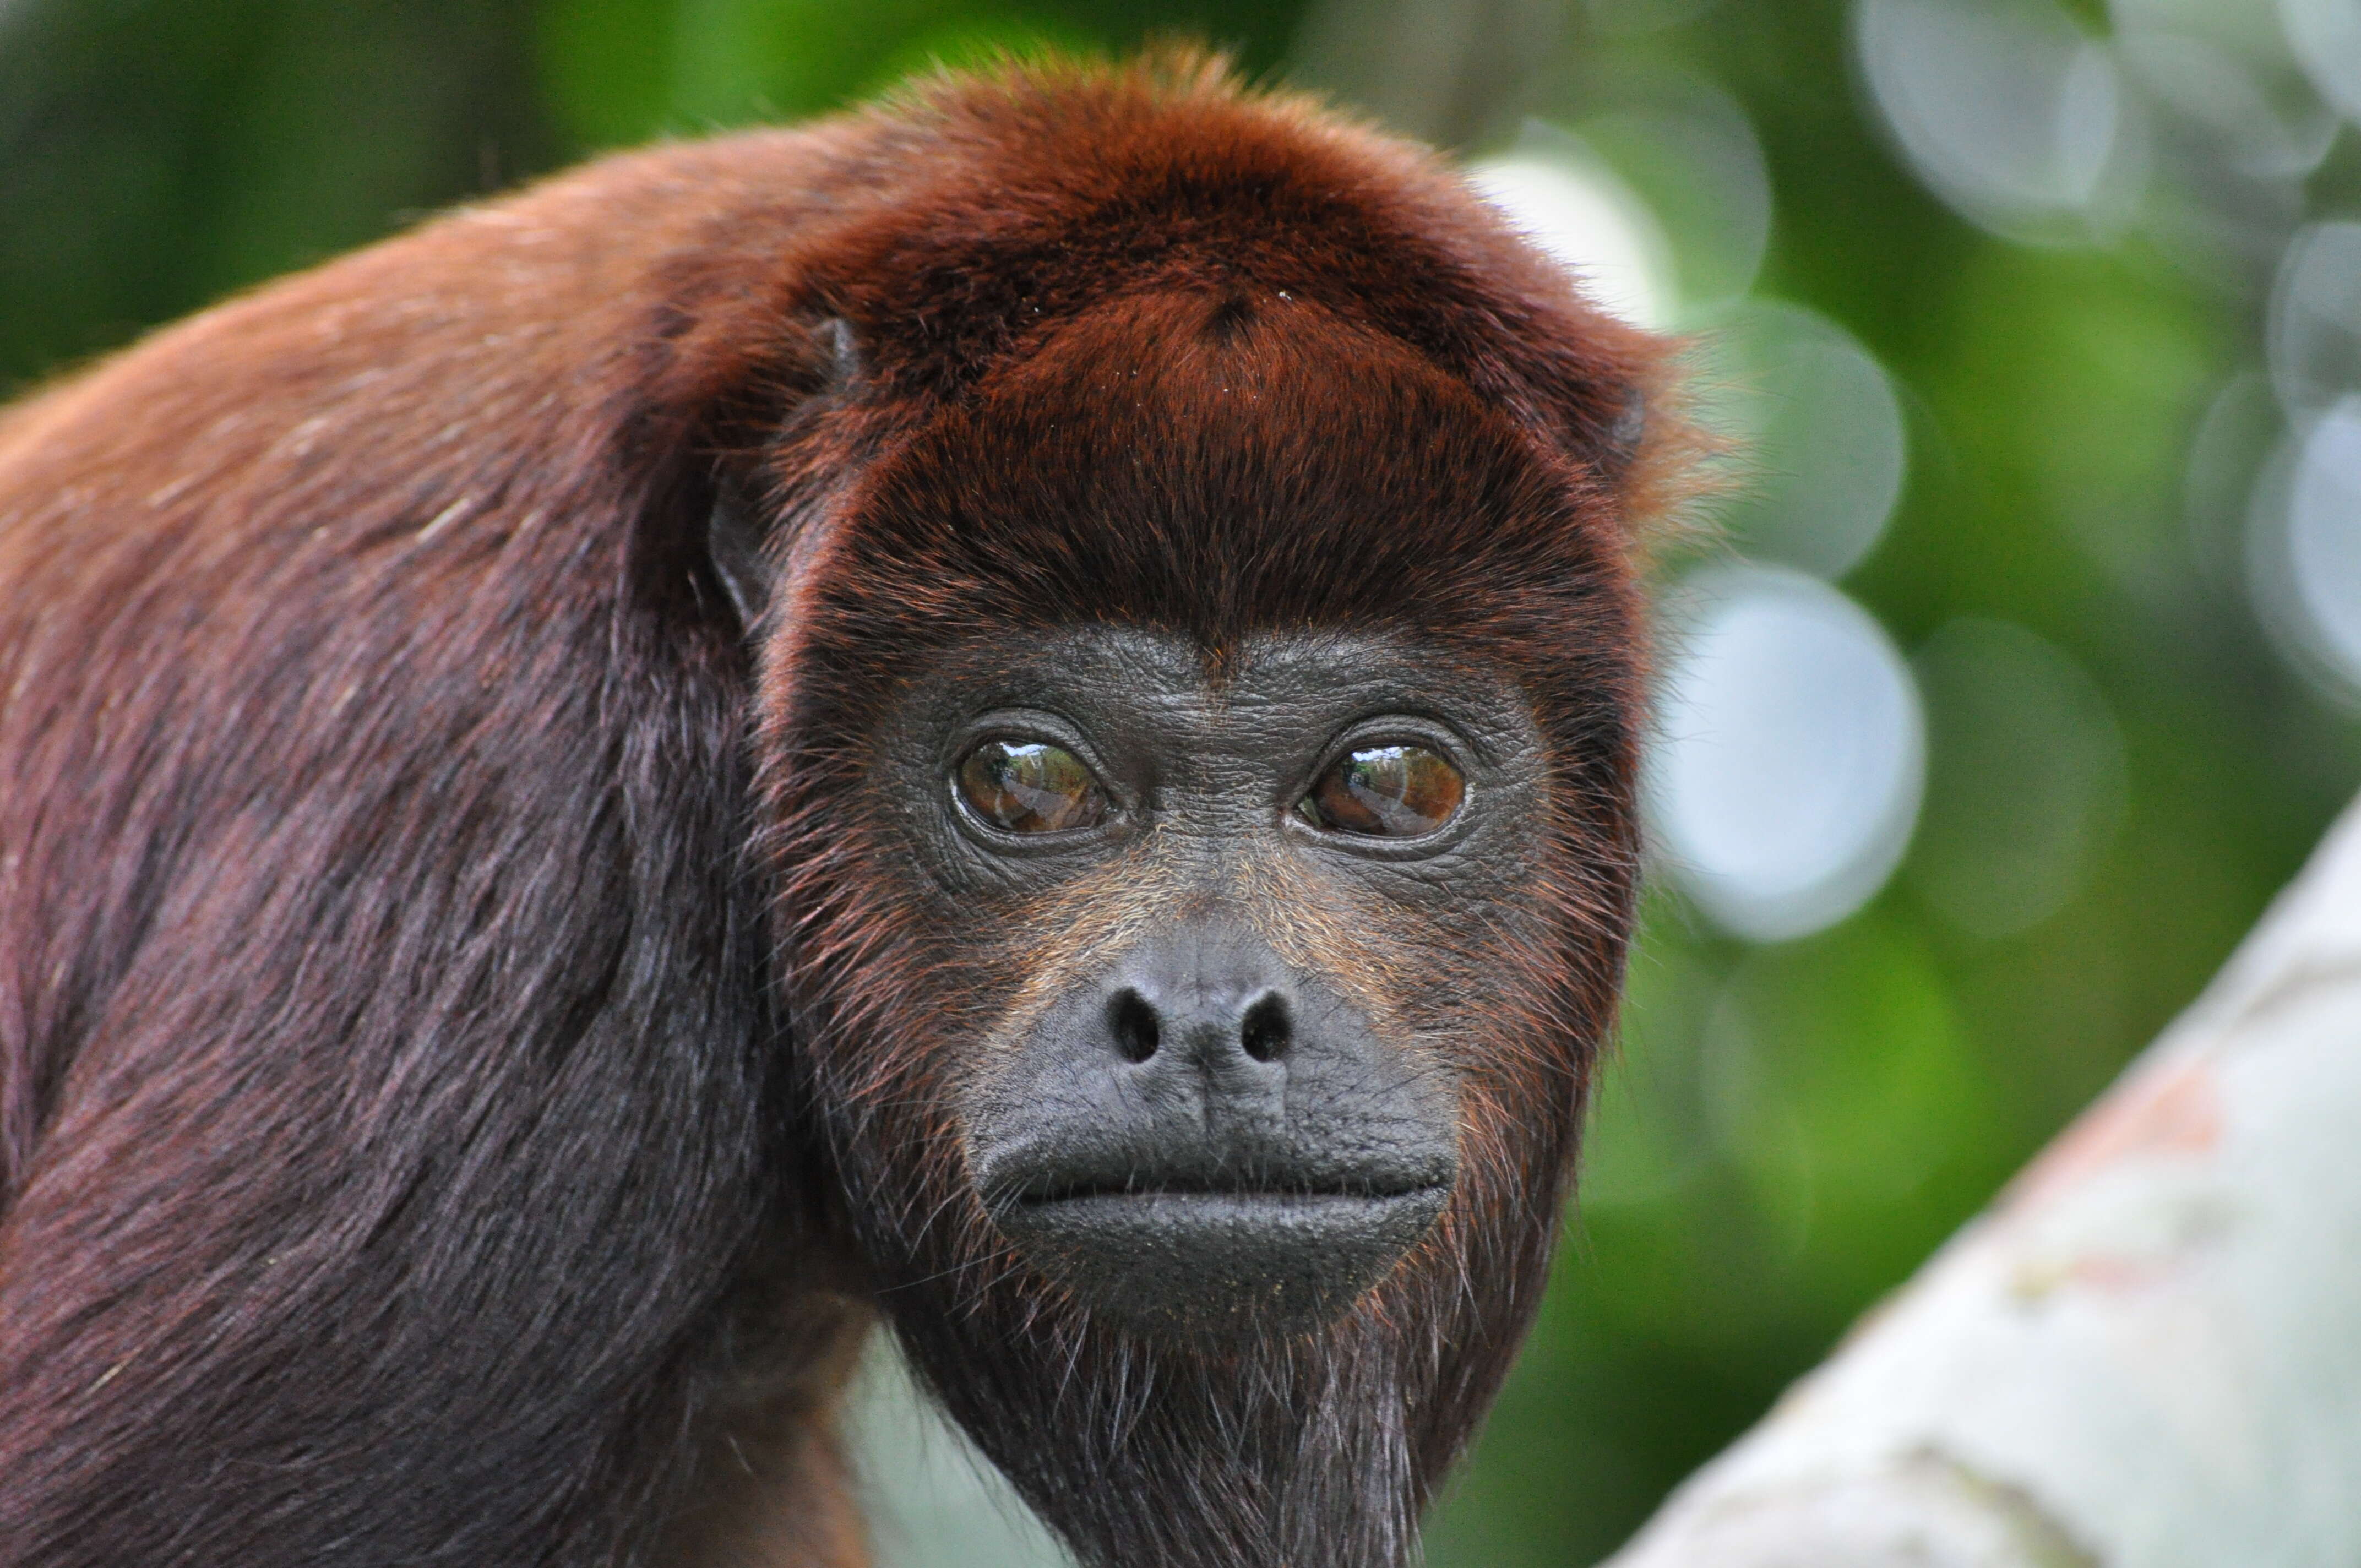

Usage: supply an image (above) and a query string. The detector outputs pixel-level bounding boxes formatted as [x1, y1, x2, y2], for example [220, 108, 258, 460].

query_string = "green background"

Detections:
[4, 0, 2355, 1560]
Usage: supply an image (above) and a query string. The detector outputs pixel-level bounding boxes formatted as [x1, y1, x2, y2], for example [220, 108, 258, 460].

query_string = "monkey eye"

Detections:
[1294, 744, 1466, 838]
[955, 739, 1111, 835]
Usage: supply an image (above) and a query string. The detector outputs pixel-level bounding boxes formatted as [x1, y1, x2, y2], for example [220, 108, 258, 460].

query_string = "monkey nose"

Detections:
[1103, 983, 1293, 1070]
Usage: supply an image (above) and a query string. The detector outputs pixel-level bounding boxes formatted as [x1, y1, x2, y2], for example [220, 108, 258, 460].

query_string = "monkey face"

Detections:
[759, 290, 1638, 1352]
[864, 624, 1551, 1337]
[752, 278, 1644, 1560]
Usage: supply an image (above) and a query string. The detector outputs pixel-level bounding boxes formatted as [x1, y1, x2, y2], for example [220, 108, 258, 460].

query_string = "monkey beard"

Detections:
[819, 1092, 1568, 1568]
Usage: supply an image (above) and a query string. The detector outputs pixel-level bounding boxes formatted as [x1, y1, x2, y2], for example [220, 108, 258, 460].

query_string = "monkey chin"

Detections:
[990, 1181, 1453, 1338]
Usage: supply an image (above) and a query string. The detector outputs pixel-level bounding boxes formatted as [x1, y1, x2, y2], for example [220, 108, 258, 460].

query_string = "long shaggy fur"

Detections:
[0, 51, 1677, 1568]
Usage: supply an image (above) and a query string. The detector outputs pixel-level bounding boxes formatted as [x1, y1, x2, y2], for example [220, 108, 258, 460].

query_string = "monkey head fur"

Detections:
[0, 51, 1680, 1568]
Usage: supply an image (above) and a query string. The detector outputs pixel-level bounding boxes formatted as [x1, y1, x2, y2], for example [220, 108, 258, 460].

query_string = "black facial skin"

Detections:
[877, 624, 1549, 1339]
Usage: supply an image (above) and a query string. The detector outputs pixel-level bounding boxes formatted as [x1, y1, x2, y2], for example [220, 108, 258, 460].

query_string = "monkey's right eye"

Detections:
[955, 739, 1111, 835]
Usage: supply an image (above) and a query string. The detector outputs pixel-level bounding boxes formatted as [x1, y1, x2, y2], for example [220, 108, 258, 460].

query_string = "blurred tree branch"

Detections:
[1601, 794, 2361, 1568]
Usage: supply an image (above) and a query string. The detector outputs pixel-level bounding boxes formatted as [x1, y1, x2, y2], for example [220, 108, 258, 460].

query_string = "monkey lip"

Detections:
[1008, 1173, 1440, 1207]
[989, 1177, 1451, 1335]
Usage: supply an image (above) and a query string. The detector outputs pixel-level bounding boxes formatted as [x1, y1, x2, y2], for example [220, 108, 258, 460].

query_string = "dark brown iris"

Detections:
[955, 739, 1109, 834]
[1295, 744, 1466, 838]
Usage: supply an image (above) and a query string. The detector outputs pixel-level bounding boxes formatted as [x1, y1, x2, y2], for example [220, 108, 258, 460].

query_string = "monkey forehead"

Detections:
[817, 284, 1633, 662]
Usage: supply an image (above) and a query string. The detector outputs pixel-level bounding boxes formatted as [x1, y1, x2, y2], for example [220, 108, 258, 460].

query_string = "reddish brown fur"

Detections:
[0, 52, 1677, 1568]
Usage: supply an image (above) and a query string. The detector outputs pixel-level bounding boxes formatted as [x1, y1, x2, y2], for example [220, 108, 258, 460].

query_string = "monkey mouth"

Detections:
[1008, 1172, 1440, 1207]
[988, 1172, 1452, 1336]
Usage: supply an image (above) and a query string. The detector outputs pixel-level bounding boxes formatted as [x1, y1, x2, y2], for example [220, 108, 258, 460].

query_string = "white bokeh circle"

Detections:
[2269, 222, 2361, 418]
[1647, 564, 1927, 942]
[2280, 0, 2361, 128]
[1857, 0, 2147, 244]
[2111, 0, 2340, 179]
[1466, 153, 1676, 329]
[2250, 395, 2361, 703]
[1690, 300, 1909, 581]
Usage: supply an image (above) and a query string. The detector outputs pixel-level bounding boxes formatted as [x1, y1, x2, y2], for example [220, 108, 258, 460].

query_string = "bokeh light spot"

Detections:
[2280, 0, 2361, 127]
[2112, 0, 2339, 179]
[1647, 565, 1927, 943]
[2268, 221, 2361, 418]
[1572, 78, 1771, 314]
[1467, 147, 1675, 328]
[2287, 406, 2361, 682]
[2251, 396, 2361, 703]
[1690, 300, 1908, 580]
[1857, 0, 2146, 244]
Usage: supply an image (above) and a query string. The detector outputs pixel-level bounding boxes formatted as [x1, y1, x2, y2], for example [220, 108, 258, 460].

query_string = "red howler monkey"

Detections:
[0, 51, 1675, 1568]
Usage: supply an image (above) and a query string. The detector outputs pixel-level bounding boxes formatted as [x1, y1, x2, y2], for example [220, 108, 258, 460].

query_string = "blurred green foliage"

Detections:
[2, 0, 2354, 1562]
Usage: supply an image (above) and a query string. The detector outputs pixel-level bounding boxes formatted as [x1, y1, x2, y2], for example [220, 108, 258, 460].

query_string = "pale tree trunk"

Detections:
[1602, 796, 2361, 1568]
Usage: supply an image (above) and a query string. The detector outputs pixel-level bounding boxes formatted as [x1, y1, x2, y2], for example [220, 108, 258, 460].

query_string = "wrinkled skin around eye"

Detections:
[1295, 744, 1466, 837]
[956, 739, 1109, 834]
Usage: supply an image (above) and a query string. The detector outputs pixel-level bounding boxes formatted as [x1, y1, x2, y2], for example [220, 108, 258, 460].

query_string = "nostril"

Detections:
[1107, 988, 1161, 1064]
[1238, 993, 1291, 1063]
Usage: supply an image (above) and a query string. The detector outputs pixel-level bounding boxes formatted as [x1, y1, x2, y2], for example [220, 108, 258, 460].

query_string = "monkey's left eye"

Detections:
[1294, 744, 1466, 838]
[955, 739, 1111, 835]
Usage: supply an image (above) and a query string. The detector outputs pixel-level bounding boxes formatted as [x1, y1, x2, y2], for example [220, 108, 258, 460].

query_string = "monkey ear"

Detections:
[815, 316, 860, 389]
[701, 318, 864, 634]
[707, 475, 769, 630]
[1601, 386, 1645, 477]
